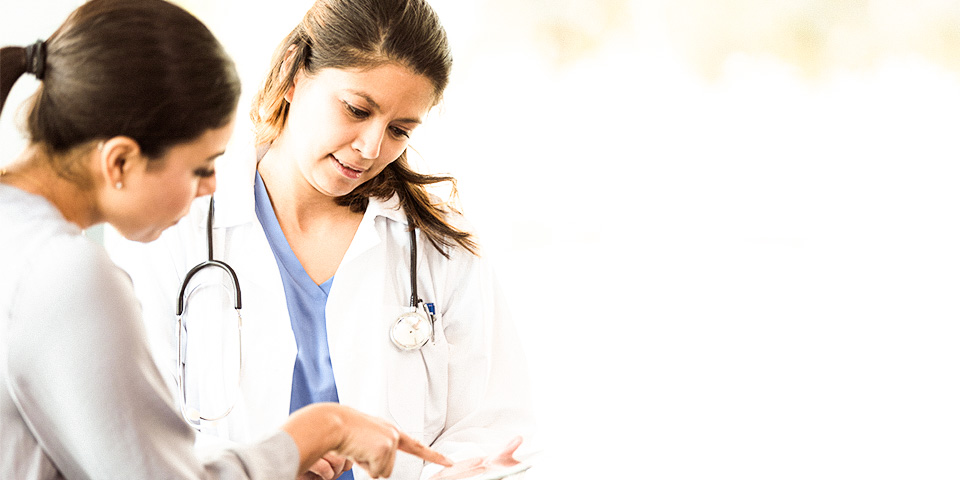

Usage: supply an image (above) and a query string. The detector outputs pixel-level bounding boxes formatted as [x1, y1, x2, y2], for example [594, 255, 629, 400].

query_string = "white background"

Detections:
[3, 1, 960, 478]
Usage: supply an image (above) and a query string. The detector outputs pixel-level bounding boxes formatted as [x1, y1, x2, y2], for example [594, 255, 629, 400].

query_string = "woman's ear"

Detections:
[282, 44, 301, 103]
[97, 136, 141, 190]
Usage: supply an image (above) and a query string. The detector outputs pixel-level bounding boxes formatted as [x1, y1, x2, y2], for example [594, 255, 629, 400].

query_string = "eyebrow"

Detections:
[346, 89, 424, 125]
[206, 150, 226, 161]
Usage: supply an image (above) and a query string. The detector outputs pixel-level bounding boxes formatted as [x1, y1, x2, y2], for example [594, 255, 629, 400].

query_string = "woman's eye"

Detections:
[194, 168, 216, 178]
[390, 126, 411, 139]
[344, 102, 369, 119]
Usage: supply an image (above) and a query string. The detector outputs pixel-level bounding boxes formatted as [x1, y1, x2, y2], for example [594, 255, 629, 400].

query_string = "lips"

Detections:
[331, 155, 364, 180]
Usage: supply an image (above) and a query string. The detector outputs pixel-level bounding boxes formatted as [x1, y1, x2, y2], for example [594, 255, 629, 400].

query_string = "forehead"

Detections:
[308, 63, 438, 118]
[152, 120, 234, 164]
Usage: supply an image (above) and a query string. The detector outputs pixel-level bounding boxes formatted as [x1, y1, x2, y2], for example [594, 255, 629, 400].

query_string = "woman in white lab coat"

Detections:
[0, 0, 450, 479]
[107, 1, 535, 479]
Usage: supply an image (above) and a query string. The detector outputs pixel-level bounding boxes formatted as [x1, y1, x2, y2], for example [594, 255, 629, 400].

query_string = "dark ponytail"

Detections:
[1, 0, 240, 181]
[338, 156, 477, 256]
[0, 47, 29, 114]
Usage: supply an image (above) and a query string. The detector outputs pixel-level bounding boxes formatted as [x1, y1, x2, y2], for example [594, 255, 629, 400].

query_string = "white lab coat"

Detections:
[106, 148, 535, 480]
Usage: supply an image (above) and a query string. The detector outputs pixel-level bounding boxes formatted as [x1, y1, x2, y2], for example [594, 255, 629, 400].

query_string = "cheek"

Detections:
[368, 155, 400, 178]
[384, 140, 408, 159]
[289, 99, 349, 144]
[151, 177, 197, 215]
[376, 141, 410, 170]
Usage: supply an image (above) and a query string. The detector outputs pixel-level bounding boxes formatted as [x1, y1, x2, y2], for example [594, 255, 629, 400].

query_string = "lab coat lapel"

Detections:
[327, 195, 410, 420]
[205, 144, 296, 433]
[339, 195, 407, 267]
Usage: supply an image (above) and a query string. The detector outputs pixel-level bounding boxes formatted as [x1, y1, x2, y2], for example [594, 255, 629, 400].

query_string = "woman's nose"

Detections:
[352, 124, 385, 160]
[196, 174, 216, 198]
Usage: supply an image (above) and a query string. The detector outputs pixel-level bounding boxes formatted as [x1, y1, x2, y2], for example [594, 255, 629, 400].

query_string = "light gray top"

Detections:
[0, 184, 300, 479]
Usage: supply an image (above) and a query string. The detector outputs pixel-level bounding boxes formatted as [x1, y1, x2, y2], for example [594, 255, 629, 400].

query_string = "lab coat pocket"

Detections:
[386, 312, 449, 440]
[387, 348, 425, 435]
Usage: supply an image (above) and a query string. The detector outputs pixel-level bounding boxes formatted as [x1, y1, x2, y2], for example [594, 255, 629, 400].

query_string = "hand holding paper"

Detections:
[428, 436, 531, 480]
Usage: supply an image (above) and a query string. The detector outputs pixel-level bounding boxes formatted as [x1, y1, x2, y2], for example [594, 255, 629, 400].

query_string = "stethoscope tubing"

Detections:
[408, 220, 418, 308]
[177, 197, 241, 315]
[176, 197, 243, 425]
[177, 196, 432, 426]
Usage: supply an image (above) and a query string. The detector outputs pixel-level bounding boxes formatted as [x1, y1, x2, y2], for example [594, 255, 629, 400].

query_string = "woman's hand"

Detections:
[428, 436, 524, 480]
[297, 452, 353, 480]
[283, 403, 452, 479]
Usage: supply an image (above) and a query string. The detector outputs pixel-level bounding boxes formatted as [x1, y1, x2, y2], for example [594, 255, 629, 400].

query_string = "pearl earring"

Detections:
[115, 181, 123, 190]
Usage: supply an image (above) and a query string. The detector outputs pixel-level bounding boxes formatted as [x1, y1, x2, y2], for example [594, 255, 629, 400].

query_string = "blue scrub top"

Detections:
[255, 172, 355, 478]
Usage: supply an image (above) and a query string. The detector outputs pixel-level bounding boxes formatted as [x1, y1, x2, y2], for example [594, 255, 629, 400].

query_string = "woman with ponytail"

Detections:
[0, 1, 451, 479]
[108, 1, 536, 479]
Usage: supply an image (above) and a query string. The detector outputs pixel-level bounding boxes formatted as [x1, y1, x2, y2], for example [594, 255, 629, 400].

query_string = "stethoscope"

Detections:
[391, 218, 437, 351]
[175, 196, 435, 425]
[175, 197, 243, 425]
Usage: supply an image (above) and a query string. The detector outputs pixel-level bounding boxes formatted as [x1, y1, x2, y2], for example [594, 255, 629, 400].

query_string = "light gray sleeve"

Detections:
[5, 235, 299, 479]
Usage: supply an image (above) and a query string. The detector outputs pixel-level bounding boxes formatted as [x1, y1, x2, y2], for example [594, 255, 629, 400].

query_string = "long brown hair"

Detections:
[0, 0, 240, 186]
[251, 0, 477, 257]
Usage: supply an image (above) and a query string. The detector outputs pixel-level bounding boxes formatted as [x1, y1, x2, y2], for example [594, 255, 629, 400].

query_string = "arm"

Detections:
[9, 236, 450, 479]
[104, 219, 192, 398]
[7, 236, 296, 479]
[105, 206, 254, 446]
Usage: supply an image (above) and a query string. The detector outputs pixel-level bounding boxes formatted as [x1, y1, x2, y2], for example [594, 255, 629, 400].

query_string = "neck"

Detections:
[1, 146, 101, 230]
[257, 145, 359, 234]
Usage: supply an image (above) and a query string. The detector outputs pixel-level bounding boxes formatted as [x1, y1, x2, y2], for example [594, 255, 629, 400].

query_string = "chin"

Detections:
[139, 230, 164, 243]
[117, 227, 164, 244]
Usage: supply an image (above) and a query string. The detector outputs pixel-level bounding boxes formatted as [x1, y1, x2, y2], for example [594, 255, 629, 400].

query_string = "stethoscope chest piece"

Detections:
[391, 222, 436, 351]
[391, 309, 433, 350]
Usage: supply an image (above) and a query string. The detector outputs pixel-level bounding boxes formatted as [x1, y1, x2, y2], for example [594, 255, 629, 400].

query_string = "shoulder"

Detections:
[423, 209, 492, 273]
[372, 193, 486, 257]
[9, 219, 143, 360]
[0, 185, 81, 245]
[0, 186, 133, 304]
[27, 231, 133, 304]
[425, 191, 476, 232]
[0, 186, 96, 291]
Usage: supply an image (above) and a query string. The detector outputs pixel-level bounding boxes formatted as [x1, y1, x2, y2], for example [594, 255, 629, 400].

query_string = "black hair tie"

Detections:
[24, 40, 46, 80]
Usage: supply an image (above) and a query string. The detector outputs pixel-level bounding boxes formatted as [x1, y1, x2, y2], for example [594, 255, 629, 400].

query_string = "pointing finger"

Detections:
[397, 432, 453, 467]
